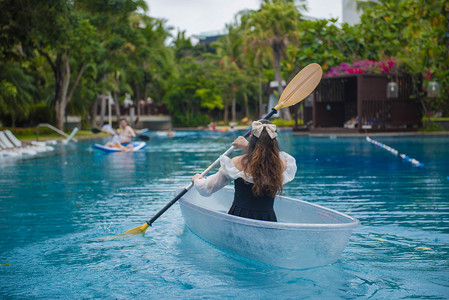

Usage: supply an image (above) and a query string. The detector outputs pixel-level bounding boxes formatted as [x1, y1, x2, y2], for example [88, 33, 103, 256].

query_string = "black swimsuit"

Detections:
[228, 178, 277, 222]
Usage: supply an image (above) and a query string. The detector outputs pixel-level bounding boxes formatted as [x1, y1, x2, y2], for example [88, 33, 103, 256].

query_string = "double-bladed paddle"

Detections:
[125, 63, 323, 234]
[91, 128, 150, 141]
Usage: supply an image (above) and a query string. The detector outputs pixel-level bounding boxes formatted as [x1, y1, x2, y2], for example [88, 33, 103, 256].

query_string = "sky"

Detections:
[146, 0, 342, 38]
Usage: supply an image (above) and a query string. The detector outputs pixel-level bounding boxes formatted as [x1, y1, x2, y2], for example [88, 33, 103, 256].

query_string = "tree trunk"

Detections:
[258, 70, 263, 118]
[188, 99, 193, 122]
[143, 83, 149, 115]
[50, 51, 88, 131]
[95, 74, 107, 126]
[99, 95, 106, 126]
[243, 92, 249, 119]
[273, 46, 292, 120]
[11, 113, 16, 128]
[135, 83, 141, 103]
[54, 53, 71, 130]
[113, 90, 121, 121]
[294, 105, 298, 128]
[135, 83, 141, 116]
[113, 72, 121, 121]
[224, 98, 230, 123]
[231, 92, 236, 122]
[55, 100, 66, 131]
[143, 83, 149, 102]
[90, 97, 98, 127]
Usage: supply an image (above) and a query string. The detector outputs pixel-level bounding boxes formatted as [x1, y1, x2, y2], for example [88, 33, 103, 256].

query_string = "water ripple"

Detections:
[1, 134, 448, 298]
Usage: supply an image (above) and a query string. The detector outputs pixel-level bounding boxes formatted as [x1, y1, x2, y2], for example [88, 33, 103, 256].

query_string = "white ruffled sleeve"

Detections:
[280, 151, 297, 184]
[193, 159, 232, 197]
[193, 152, 296, 196]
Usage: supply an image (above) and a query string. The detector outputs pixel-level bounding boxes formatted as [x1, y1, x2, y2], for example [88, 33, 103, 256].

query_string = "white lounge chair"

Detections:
[0, 131, 39, 155]
[4, 130, 25, 147]
[4, 130, 53, 152]
[0, 133, 22, 157]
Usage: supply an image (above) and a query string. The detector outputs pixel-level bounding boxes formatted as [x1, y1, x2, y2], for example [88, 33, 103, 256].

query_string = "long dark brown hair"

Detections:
[241, 120, 283, 197]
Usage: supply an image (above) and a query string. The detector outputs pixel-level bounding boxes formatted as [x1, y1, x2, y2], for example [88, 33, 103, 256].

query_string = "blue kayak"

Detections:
[93, 142, 146, 152]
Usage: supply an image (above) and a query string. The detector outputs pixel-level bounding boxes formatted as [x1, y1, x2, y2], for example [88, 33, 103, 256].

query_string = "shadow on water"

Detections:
[173, 226, 369, 299]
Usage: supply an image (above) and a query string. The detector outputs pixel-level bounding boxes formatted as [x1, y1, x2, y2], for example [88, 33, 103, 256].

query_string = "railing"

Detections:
[36, 123, 78, 142]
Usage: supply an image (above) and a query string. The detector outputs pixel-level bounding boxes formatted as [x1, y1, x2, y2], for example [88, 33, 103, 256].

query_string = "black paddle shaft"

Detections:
[146, 108, 278, 227]
[91, 128, 149, 141]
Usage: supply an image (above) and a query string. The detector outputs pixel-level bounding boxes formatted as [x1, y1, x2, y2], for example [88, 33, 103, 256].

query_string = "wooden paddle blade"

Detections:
[125, 223, 149, 234]
[274, 63, 322, 110]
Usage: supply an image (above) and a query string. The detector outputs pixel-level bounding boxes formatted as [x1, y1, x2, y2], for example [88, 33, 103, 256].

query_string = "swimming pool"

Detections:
[1, 131, 448, 298]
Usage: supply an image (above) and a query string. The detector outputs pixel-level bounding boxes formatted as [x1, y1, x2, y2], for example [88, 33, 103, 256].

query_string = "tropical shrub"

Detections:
[326, 58, 397, 76]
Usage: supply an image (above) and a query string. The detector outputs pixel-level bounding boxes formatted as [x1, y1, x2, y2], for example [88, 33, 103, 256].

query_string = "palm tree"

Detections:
[243, 0, 305, 120]
[126, 14, 174, 112]
[238, 9, 271, 119]
[0, 62, 36, 127]
[212, 23, 245, 122]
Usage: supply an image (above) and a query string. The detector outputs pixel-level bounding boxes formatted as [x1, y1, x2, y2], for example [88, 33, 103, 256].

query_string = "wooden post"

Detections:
[357, 74, 363, 132]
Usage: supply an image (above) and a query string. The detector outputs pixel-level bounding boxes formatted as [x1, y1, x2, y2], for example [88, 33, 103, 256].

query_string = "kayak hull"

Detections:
[93, 142, 146, 152]
[179, 186, 360, 269]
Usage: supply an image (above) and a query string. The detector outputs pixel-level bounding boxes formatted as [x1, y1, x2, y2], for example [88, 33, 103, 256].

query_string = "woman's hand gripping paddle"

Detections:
[124, 63, 322, 235]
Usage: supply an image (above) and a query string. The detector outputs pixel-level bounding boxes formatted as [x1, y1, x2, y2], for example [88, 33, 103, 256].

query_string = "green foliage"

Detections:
[28, 102, 53, 124]
[1, 0, 447, 129]
[195, 88, 223, 110]
[288, 0, 448, 116]
[244, 0, 303, 50]
[357, 0, 449, 115]
[430, 117, 449, 122]
[0, 80, 17, 101]
[0, 61, 37, 126]
[271, 119, 298, 127]
[420, 122, 444, 132]
[1, 126, 54, 137]
[285, 19, 362, 73]
[242, 1, 306, 120]
[163, 58, 222, 127]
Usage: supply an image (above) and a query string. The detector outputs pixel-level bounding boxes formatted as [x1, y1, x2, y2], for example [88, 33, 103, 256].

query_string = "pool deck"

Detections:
[207, 125, 449, 137]
[18, 127, 449, 142]
[178, 127, 449, 138]
[20, 132, 109, 143]
[293, 128, 449, 138]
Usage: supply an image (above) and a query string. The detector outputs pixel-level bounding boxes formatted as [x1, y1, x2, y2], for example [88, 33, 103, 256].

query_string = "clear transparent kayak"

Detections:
[179, 186, 360, 269]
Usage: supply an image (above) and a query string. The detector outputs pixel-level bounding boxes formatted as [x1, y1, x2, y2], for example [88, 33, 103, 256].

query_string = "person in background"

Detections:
[104, 119, 136, 151]
[192, 120, 296, 222]
[208, 121, 216, 131]
[167, 128, 175, 137]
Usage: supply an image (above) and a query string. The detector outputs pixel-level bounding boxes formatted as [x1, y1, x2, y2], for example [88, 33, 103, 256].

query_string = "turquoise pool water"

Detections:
[1, 131, 448, 298]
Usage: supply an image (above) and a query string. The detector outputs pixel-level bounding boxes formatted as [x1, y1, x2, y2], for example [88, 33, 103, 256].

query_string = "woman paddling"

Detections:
[192, 120, 296, 222]
[104, 119, 136, 152]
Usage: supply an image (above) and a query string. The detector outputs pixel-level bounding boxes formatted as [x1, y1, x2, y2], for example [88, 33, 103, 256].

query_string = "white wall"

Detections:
[342, 0, 362, 25]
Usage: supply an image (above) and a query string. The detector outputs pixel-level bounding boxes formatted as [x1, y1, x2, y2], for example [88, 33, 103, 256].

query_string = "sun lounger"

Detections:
[4, 130, 25, 147]
[0, 131, 38, 155]
[0, 148, 21, 157]
[5, 130, 54, 152]
[0, 133, 22, 157]
[0, 131, 21, 150]
[0, 138, 18, 156]
[0, 130, 57, 159]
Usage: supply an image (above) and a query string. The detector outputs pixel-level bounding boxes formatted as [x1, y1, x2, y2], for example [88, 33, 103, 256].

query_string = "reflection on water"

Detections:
[0, 132, 448, 298]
